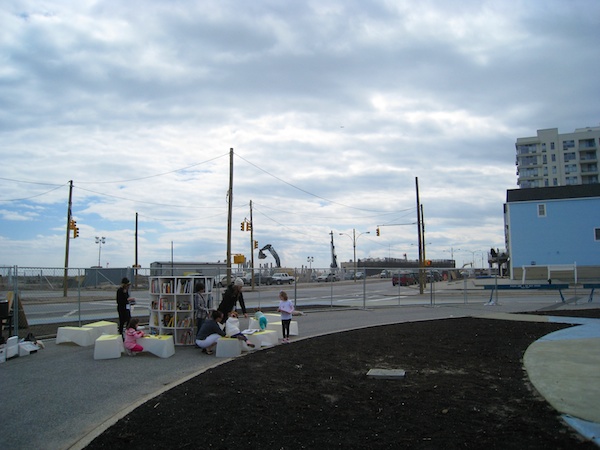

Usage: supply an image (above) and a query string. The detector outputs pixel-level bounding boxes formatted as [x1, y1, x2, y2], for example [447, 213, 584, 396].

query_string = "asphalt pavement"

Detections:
[1, 290, 599, 449]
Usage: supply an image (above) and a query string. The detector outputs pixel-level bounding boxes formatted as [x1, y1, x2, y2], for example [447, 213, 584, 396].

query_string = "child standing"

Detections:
[124, 318, 145, 356]
[277, 290, 294, 343]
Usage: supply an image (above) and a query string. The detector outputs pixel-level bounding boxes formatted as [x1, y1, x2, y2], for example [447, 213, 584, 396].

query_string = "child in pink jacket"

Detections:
[124, 318, 145, 356]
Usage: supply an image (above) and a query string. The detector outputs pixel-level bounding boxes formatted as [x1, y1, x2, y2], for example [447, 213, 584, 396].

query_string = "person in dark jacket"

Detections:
[116, 277, 135, 335]
[217, 278, 247, 321]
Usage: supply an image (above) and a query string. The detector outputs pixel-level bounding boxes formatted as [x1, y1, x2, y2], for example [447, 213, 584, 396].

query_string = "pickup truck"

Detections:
[270, 273, 295, 285]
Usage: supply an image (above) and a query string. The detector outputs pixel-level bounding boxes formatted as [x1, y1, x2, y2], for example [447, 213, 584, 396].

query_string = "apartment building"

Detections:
[515, 126, 599, 188]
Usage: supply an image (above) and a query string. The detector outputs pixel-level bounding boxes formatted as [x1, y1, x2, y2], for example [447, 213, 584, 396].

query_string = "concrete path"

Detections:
[1, 294, 598, 449]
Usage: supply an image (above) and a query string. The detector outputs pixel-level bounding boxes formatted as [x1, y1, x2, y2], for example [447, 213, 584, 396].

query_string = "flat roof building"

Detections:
[515, 126, 599, 188]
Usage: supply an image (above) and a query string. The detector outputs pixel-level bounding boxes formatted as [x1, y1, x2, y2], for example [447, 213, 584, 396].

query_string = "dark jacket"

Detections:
[217, 284, 247, 317]
[197, 319, 226, 341]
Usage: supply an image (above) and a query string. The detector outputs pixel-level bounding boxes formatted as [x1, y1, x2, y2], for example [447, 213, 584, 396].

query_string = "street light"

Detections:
[95, 236, 106, 267]
[339, 229, 370, 281]
[307, 256, 314, 270]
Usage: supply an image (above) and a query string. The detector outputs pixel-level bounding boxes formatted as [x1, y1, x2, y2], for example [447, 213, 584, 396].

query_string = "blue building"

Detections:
[504, 184, 600, 281]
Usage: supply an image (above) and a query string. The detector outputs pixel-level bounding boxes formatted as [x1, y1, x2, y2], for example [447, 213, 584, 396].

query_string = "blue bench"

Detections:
[583, 284, 600, 303]
[483, 283, 569, 304]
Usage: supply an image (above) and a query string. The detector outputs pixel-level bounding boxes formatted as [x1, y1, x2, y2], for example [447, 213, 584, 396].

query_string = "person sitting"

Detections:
[195, 310, 226, 355]
[225, 312, 255, 348]
[124, 318, 145, 356]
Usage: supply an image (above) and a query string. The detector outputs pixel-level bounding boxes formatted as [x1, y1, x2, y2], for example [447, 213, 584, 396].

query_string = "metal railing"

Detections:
[1, 265, 596, 340]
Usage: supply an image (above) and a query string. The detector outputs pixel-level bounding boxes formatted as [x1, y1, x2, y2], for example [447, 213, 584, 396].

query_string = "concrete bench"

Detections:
[86, 321, 118, 337]
[94, 334, 124, 360]
[56, 327, 96, 347]
[266, 321, 299, 339]
[483, 283, 569, 304]
[136, 335, 175, 358]
[583, 283, 600, 303]
[252, 329, 278, 347]
[215, 337, 242, 357]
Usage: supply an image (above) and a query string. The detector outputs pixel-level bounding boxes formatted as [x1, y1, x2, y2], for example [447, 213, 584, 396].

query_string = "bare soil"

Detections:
[86, 310, 600, 449]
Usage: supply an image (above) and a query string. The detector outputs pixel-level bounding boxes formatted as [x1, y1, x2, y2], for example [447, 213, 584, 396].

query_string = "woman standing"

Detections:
[116, 277, 135, 335]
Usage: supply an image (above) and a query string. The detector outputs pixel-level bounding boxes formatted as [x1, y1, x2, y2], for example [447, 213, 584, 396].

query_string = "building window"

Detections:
[595, 228, 600, 241]
[537, 204, 546, 217]
[551, 142, 555, 150]
[566, 176, 578, 185]
[551, 154, 556, 162]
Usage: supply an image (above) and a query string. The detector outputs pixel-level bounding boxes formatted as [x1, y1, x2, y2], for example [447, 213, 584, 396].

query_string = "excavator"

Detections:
[258, 244, 281, 268]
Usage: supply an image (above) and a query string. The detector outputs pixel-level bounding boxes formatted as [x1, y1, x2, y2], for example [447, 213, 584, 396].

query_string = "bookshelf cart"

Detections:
[148, 275, 214, 345]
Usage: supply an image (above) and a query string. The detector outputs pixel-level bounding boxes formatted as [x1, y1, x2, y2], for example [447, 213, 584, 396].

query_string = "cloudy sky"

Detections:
[1, 0, 599, 271]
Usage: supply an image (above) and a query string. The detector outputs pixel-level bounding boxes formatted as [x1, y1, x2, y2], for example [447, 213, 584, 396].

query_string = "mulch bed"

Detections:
[86, 310, 600, 449]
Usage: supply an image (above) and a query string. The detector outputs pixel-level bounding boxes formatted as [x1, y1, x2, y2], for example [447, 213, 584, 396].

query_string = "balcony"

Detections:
[579, 150, 597, 162]
[581, 164, 598, 174]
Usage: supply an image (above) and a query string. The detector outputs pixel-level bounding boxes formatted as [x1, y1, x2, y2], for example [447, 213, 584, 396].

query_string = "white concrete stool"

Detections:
[56, 326, 96, 347]
[254, 330, 278, 347]
[264, 313, 280, 323]
[216, 337, 242, 357]
[86, 321, 118, 339]
[266, 321, 299, 338]
[94, 334, 124, 360]
[137, 335, 175, 358]
[243, 333, 261, 351]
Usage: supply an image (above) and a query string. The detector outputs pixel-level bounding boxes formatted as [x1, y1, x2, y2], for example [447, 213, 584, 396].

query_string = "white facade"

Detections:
[515, 126, 600, 188]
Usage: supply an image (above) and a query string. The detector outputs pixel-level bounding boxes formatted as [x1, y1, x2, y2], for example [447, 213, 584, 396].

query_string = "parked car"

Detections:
[380, 270, 391, 278]
[426, 270, 442, 282]
[392, 271, 417, 286]
[317, 273, 340, 282]
[252, 273, 273, 285]
[216, 274, 228, 287]
[271, 273, 295, 285]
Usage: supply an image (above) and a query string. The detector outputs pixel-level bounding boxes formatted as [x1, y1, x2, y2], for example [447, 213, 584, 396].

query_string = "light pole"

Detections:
[339, 229, 370, 281]
[307, 256, 314, 281]
[95, 236, 106, 267]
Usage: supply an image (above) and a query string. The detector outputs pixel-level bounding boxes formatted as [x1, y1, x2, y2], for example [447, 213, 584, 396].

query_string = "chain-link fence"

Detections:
[2, 264, 594, 340]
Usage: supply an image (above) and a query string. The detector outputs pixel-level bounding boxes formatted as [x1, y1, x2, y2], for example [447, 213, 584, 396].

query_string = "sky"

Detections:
[1, 0, 600, 271]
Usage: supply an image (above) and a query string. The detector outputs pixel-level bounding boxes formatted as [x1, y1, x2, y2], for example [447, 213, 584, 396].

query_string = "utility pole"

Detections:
[415, 177, 424, 294]
[226, 148, 234, 286]
[134, 212, 139, 287]
[63, 180, 73, 297]
[249, 200, 255, 289]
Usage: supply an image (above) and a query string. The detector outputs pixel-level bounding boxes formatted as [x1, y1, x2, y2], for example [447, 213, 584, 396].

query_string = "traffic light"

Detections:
[69, 219, 76, 230]
[247, 222, 252, 232]
[73, 227, 80, 238]
[241, 221, 245, 231]
[254, 240, 258, 249]
[376, 227, 380, 236]
[425, 260, 432, 266]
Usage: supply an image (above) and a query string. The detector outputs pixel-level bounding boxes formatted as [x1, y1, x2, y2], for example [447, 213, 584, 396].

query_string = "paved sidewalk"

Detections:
[1, 295, 598, 449]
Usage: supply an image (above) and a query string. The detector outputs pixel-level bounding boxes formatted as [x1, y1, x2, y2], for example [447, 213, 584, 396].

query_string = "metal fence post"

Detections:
[13, 265, 19, 337]
[77, 268, 82, 326]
